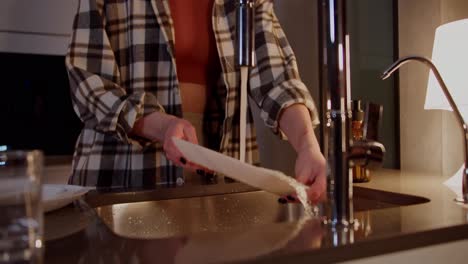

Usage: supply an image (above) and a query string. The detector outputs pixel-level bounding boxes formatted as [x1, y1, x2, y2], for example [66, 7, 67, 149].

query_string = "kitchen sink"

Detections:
[93, 186, 429, 239]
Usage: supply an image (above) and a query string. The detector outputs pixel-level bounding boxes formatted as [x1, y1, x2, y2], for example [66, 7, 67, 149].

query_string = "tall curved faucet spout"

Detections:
[381, 56, 468, 203]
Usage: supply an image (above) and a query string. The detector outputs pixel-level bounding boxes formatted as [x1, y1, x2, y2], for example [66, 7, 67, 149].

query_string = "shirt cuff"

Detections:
[99, 92, 165, 146]
[259, 79, 320, 140]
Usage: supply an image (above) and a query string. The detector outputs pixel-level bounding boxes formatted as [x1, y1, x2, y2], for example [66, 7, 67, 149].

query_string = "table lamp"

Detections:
[425, 19, 468, 121]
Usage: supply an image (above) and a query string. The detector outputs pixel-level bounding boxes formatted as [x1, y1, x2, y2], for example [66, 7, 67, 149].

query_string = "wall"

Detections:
[348, 0, 397, 168]
[398, 0, 468, 177]
[0, 0, 77, 55]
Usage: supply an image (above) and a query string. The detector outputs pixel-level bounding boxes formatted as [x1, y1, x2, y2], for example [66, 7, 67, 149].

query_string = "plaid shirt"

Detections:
[66, 0, 319, 188]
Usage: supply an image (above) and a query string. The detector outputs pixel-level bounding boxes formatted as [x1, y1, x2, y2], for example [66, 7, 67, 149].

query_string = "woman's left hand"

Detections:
[294, 145, 327, 204]
[277, 103, 327, 204]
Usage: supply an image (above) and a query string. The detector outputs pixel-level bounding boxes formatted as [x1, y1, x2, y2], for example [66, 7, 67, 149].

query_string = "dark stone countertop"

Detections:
[43, 167, 468, 263]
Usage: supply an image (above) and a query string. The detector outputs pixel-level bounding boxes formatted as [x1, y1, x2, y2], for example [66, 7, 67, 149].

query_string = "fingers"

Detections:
[294, 150, 327, 204]
[164, 139, 186, 167]
[278, 194, 299, 204]
[186, 160, 208, 173]
[295, 168, 327, 204]
[163, 118, 208, 174]
[306, 173, 326, 203]
[163, 120, 193, 168]
[182, 125, 199, 145]
[296, 173, 311, 186]
[192, 164, 214, 175]
[164, 140, 199, 172]
[163, 133, 182, 160]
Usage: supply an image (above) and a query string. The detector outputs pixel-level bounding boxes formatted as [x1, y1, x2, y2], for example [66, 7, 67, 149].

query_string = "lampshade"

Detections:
[425, 19, 468, 122]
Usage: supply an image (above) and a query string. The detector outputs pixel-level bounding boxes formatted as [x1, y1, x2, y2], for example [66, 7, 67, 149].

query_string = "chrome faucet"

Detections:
[235, 0, 255, 68]
[318, 0, 385, 227]
[382, 56, 468, 203]
[318, 0, 352, 227]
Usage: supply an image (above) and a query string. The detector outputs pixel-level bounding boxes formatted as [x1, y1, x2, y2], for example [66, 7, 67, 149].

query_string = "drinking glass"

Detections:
[0, 150, 43, 264]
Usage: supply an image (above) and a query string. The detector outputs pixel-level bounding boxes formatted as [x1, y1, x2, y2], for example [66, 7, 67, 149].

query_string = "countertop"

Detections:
[43, 166, 468, 263]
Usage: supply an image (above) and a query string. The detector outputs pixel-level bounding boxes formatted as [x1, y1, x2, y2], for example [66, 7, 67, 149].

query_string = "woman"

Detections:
[66, 0, 326, 202]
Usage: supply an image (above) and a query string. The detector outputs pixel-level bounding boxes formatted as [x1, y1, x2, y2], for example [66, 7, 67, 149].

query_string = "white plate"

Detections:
[42, 184, 92, 213]
[173, 138, 308, 196]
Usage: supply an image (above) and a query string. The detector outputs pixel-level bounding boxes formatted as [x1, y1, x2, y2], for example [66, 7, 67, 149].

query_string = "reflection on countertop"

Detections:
[43, 168, 468, 264]
[44, 200, 92, 242]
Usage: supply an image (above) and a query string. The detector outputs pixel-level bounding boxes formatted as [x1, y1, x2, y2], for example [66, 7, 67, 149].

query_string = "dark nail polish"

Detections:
[224, 177, 235, 183]
[287, 195, 296, 202]
[196, 169, 205, 176]
[205, 173, 216, 182]
[278, 198, 287, 204]
[205, 173, 217, 183]
[180, 157, 187, 165]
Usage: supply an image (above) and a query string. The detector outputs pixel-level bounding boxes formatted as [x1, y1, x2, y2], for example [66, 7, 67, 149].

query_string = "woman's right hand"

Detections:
[162, 117, 199, 168]
[131, 112, 200, 171]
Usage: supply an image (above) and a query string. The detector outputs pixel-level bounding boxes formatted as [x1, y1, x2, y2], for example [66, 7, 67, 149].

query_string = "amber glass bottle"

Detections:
[351, 100, 370, 183]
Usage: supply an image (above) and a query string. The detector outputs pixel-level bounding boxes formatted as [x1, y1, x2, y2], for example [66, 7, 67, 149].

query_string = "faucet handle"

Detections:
[348, 140, 385, 169]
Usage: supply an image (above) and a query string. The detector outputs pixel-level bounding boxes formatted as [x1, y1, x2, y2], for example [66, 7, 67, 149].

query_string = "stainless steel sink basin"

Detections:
[93, 186, 429, 239]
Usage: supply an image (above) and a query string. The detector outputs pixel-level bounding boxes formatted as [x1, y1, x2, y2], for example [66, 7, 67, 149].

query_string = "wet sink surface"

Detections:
[94, 186, 429, 240]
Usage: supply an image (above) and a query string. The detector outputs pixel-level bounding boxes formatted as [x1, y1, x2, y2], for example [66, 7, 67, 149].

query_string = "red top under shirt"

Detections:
[169, 0, 221, 86]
